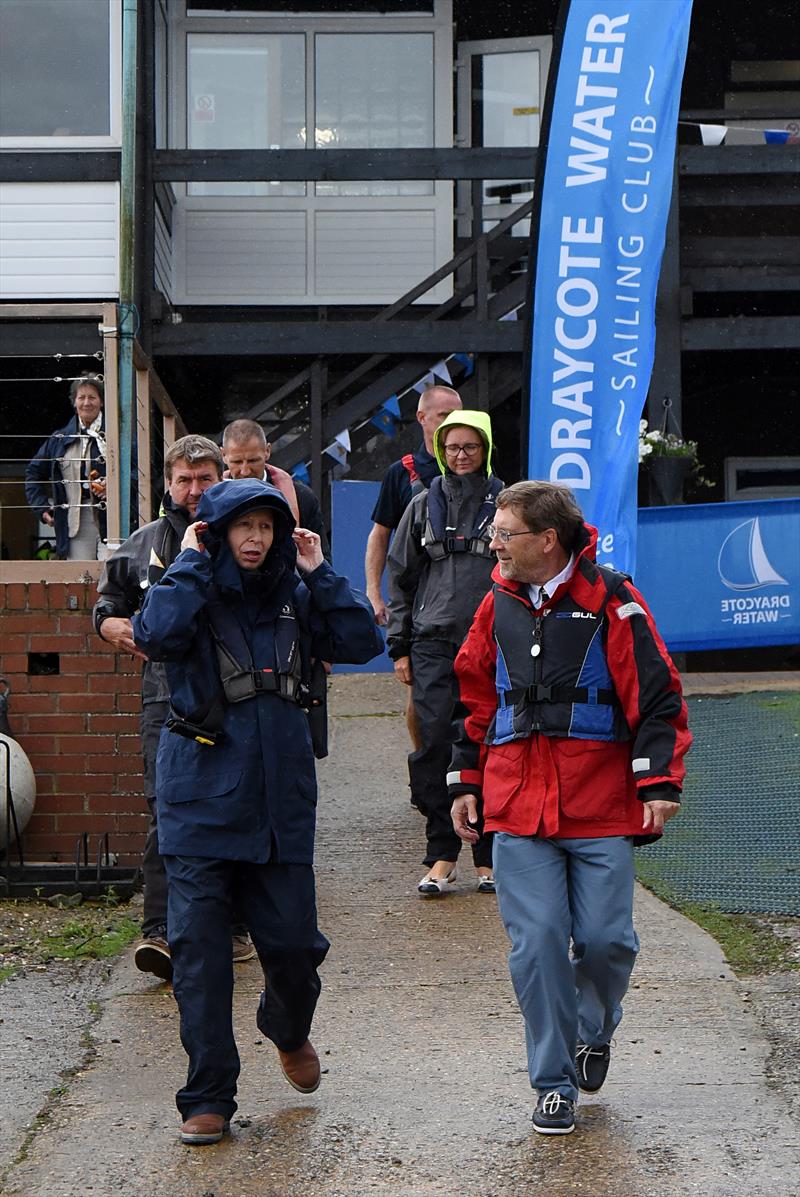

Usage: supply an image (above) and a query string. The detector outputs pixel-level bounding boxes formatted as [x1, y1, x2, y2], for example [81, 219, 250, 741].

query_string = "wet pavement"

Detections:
[1, 673, 798, 1197]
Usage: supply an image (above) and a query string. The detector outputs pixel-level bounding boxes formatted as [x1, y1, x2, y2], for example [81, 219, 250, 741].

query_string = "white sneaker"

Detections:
[417, 867, 457, 897]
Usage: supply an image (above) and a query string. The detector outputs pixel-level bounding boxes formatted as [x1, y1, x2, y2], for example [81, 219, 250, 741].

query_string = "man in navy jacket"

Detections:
[132, 480, 382, 1145]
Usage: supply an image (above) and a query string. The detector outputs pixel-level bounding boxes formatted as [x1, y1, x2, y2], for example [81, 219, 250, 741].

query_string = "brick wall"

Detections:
[0, 581, 146, 866]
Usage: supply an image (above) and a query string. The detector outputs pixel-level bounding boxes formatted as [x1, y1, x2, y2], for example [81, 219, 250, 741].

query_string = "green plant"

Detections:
[638, 418, 712, 488]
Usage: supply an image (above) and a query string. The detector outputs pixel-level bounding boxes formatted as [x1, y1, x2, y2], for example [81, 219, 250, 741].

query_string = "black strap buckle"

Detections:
[525, 683, 552, 703]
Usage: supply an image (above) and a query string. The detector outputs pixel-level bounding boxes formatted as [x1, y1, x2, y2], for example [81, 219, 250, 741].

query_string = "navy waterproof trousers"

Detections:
[164, 855, 329, 1121]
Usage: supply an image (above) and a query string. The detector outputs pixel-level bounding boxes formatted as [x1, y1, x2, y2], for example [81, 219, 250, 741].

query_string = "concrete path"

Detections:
[2, 674, 798, 1197]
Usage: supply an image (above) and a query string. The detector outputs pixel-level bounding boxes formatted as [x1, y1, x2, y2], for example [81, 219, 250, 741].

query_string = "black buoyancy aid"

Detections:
[206, 595, 304, 706]
[166, 590, 306, 748]
[488, 566, 630, 746]
[421, 474, 502, 562]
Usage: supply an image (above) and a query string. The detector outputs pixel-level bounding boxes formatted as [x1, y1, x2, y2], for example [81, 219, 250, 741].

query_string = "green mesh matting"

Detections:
[635, 691, 800, 915]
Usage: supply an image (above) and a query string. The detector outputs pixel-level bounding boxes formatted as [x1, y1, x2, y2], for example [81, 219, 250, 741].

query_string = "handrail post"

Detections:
[310, 359, 325, 502]
[118, 0, 138, 538]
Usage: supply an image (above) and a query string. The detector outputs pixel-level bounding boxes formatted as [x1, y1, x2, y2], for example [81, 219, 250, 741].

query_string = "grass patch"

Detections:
[39, 914, 140, 963]
[0, 899, 140, 983]
[637, 875, 799, 976]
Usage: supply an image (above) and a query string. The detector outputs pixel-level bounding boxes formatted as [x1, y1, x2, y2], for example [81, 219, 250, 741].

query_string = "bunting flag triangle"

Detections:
[499, 308, 518, 322]
[699, 123, 728, 146]
[383, 394, 402, 419]
[291, 461, 310, 485]
[334, 429, 351, 452]
[764, 129, 793, 144]
[452, 352, 475, 378]
[370, 409, 398, 437]
[678, 121, 728, 146]
[324, 440, 348, 465]
[430, 359, 452, 385]
[413, 373, 435, 393]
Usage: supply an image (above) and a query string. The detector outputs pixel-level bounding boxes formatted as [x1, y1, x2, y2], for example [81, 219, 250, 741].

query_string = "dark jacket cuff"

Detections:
[638, 782, 681, 803]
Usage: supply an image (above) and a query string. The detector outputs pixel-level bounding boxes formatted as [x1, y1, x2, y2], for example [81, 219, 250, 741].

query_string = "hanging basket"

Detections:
[648, 455, 692, 505]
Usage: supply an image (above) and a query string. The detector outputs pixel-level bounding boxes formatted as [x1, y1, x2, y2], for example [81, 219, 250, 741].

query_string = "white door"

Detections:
[455, 37, 552, 238]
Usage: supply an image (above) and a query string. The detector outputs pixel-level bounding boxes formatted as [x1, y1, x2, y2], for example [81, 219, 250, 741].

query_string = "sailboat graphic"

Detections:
[717, 518, 788, 592]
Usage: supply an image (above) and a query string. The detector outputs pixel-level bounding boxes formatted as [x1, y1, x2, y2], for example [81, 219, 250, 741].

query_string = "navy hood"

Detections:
[195, 479, 297, 585]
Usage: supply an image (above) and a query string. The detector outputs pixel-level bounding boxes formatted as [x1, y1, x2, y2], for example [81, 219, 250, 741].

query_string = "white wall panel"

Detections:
[0, 182, 119, 298]
[181, 210, 307, 300]
[315, 210, 437, 298]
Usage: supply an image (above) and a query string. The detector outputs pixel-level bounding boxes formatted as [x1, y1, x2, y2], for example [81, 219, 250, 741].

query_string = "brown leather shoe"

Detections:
[277, 1039, 321, 1093]
[133, 935, 172, 983]
[180, 1113, 230, 1145]
[232, 933, 256, 963]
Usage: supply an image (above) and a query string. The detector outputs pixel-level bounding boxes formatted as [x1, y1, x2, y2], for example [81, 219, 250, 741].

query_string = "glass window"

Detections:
[314, 33, 434, 197]
[0, 0, 110, 137]
[187, 34, 305, 197]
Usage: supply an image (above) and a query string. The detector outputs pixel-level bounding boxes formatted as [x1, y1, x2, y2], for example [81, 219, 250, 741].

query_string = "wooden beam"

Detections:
[681, 236, 800, 266]
[0, 152, 120, 183]
[0, 562, 104, 584]
[102, 304, 121, 547]
[679, 145, 800, 176]
[0, 303, 106, 319]
[153, 147, 538, 182]
[681, 316, 800, 351]
[152, 321, 525, 356]
[683, 266, 800, 292]
[680, 177, 800, 206]
[135, 368, 152, 526]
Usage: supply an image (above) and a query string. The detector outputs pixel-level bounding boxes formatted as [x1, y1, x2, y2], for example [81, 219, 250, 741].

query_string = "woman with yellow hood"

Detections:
[387, 411, 502, 896]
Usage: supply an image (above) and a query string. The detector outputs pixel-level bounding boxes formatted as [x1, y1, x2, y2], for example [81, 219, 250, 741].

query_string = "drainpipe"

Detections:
[118, 0, 138, 538]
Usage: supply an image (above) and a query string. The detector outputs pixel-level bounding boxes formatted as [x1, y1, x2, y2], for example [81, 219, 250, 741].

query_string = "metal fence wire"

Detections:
[635, 691, 800, 916]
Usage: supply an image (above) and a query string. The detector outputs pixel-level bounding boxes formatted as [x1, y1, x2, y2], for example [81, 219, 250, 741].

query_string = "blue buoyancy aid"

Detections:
[488, 566, 632, 746]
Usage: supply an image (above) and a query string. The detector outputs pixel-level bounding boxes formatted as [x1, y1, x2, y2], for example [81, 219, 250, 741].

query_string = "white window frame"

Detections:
[0, 0, 122, 150]
[168, 0, 453, 306]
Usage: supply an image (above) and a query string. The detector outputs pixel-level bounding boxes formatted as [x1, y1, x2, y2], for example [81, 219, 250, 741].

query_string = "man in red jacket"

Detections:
[449, 481, 690, 1136]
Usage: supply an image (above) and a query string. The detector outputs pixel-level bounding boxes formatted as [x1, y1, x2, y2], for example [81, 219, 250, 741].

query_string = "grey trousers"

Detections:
[493, 832, 639, 1101]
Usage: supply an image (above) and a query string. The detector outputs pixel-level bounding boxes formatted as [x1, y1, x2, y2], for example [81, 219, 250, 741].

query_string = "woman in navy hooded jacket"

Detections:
[132, 479, 382, 1146]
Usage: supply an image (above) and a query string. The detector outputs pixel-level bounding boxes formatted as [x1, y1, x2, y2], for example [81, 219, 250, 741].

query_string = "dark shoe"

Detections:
[476, 873, 496, 894]
[133, 933, 172, 982]
[575, 1040, 611, 1092]
[180, 1113, 230, 1145]
[232, 933, 256, 963]
[532, 1092, 576, 1135]
[278, 1039, 321, 1094]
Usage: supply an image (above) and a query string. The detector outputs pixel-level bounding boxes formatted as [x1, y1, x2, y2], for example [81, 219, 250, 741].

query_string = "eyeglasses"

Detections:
[487, 523, 540, 545]
[443, 442, 483, 458]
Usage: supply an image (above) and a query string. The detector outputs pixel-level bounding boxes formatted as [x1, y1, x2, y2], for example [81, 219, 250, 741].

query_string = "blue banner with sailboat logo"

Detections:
[527, 0, 693, 575]
[635, 499, 800, 651]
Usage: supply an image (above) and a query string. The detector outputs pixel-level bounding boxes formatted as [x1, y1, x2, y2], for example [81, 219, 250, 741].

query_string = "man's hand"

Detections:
[99, 616, 148, 661]
[368, 593, 388, 626]
[293, 528, 325, 573]
[451, 793, 480, 844]
[641, 799, 680, 834]
[393, 656, 412, 686]
[182, 520, 208, 554]
[364, 523, 391, 625]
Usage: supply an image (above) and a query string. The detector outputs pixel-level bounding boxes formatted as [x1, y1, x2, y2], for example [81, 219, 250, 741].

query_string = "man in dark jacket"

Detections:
[222, 418, 331, 560]
[131, 479, 382, 1145]
[92, 434, 255, 980]
[449, 481, 691, 1136]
